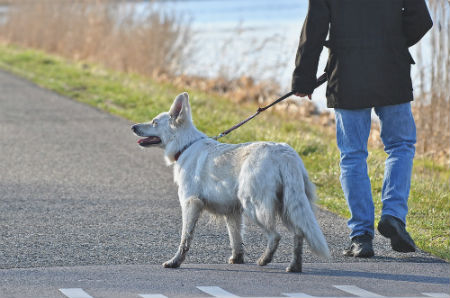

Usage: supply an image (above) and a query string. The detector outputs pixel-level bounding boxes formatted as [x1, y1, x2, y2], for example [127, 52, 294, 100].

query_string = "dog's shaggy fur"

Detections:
[132, 92, 330, 272]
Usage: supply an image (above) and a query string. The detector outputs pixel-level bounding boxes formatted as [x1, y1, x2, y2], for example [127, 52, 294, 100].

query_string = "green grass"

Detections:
[0, 44, 448, 261]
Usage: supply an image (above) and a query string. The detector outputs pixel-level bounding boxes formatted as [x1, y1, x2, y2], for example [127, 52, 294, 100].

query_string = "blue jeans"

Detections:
[335, 103, 416, 239]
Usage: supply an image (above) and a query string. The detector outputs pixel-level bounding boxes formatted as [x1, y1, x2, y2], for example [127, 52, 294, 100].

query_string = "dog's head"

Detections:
[131, 92, 193, 149]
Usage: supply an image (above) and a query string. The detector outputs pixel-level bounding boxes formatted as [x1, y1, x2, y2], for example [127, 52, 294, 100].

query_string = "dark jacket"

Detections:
[292, 0, 433, 109]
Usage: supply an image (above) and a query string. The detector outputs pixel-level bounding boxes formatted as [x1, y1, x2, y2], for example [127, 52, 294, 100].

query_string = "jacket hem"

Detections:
[327, 98, 413, 110]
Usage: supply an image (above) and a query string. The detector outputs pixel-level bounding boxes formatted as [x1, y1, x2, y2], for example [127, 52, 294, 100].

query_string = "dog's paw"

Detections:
[257, 255, 271, 266]
[162, 259, 181, 268]
[228, 254, 244, 264]
[286, 264, 302, 273]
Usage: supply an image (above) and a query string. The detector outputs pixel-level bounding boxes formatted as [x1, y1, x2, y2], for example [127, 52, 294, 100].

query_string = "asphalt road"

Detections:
[0, 69, 448, 297]
[2, 262, 449, 298]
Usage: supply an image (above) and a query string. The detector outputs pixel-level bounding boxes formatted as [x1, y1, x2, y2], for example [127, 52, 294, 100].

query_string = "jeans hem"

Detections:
[380, 211, 406, 225]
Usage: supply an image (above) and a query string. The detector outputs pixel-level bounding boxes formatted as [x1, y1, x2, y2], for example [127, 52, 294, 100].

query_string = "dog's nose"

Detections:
[132, 124, 138, 133]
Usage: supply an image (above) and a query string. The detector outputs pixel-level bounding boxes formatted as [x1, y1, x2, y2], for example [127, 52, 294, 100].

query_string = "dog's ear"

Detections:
[169, 92, 191, 125]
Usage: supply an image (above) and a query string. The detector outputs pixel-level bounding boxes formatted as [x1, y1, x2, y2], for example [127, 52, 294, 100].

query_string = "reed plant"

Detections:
[0, 0, 286, 105]
[0, 0, 191, 77]
[414, 0, 450, 165]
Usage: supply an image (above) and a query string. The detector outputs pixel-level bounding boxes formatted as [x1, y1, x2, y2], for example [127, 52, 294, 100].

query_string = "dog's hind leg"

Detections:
[286, 234, 304, 272]
[240, 196, 280, 266]
[225, 213, 244, 264]
[251, 207, 280, 266]
[257, 226, 280, 266]
[163, 196, 204, 268]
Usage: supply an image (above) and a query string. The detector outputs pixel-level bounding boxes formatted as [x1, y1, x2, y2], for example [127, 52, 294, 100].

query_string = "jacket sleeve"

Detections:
[291, 0, 330, 94]
[403, 0, 433, 47]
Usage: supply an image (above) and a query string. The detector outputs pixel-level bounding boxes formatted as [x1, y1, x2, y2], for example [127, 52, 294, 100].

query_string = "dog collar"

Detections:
[174, 137, 205, 162]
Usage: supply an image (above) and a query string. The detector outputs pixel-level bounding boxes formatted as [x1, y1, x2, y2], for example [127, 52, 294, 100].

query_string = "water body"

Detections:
[134, 0, 330, 106]
[149, 0, 311, 79]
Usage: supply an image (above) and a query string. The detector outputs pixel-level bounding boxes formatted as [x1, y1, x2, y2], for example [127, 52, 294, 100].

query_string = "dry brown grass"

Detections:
[0, 0, 191, 77]
[0, 0, 283, 105]
[413, 0, 450, 165]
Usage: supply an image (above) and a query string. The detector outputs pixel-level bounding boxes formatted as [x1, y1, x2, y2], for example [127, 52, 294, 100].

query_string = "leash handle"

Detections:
[316, 72, 328, 88]
[213, 73, 328, 140]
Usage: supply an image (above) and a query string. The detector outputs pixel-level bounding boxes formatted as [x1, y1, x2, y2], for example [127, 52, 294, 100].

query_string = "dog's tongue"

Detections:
[137, 137, 148, 144]
[138, 136, 161, 145]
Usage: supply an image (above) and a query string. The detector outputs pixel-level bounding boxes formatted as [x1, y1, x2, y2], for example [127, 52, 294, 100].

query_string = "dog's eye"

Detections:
[152, 120, 158, 127]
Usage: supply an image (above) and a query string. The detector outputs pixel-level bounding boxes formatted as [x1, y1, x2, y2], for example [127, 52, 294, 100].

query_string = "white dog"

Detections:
[132, 92, 330, 272]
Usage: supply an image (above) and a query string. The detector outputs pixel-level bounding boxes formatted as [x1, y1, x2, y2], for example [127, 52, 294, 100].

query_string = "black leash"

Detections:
[212, 73, 328, 140]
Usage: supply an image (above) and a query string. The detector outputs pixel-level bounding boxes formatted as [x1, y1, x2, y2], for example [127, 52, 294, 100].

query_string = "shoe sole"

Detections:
[343, 250, 375, 258]
[378, 220, 416, 253]
[354, 250, 375, 258]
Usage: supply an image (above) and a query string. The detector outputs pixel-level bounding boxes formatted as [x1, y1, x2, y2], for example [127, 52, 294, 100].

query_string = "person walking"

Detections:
[292, 0, 433, 257]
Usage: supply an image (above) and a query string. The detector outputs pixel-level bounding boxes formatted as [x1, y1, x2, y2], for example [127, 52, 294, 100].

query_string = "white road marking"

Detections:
[284, 296, 448, 298]
[59, 288, 93, 298]
[56, 286, 446, 298]
[139, 295, 168, 298]
[282, 293, 314, 297]
[334, 285, 385, 297]
[197, 286, 240, 297]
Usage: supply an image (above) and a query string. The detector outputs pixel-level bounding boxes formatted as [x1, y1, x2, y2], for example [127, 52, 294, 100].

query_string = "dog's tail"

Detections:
[281, 157, 331, 259]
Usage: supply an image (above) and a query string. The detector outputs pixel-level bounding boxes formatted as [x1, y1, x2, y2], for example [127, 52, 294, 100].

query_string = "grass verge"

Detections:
[0, 44, 448, 261]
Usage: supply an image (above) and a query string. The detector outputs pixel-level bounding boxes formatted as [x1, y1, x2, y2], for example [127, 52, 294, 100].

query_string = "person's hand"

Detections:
[295, 93, 312, 100]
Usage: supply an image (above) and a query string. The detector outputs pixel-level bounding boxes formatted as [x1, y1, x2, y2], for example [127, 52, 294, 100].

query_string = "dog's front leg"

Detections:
[163, 196, 204, 268]
[225, 213, 244, 264]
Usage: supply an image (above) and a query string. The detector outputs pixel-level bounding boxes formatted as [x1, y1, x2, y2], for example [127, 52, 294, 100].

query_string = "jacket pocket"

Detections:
[393, 48, 414, 91]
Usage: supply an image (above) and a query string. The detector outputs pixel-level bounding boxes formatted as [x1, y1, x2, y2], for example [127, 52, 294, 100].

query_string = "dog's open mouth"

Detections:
[137, 136, 162, 147]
